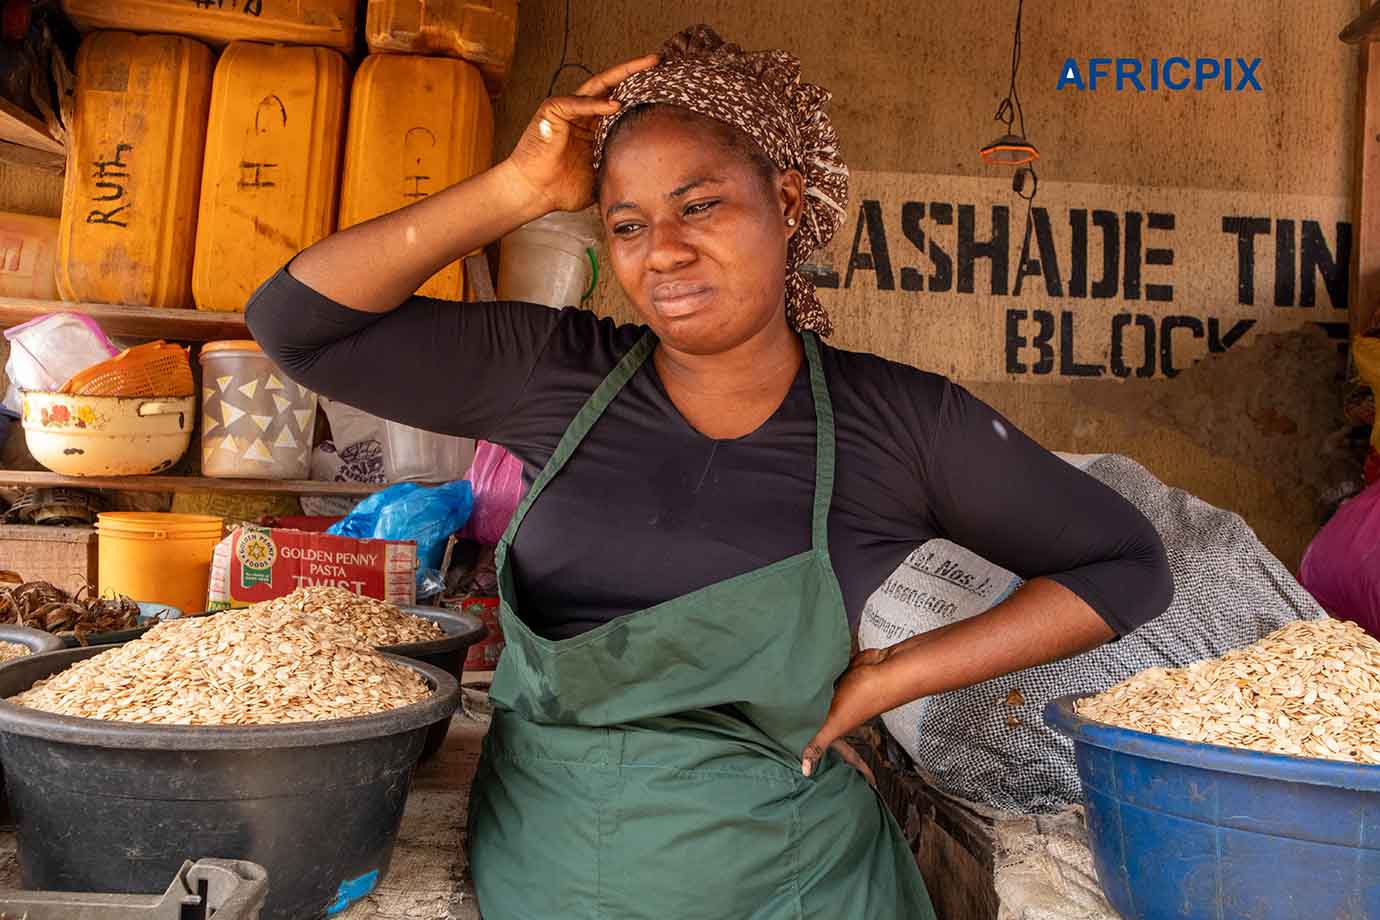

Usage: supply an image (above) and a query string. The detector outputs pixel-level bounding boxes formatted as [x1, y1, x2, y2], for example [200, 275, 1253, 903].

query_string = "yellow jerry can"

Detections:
[339, 54, 494, 301]
[192, 42, 348, 313]
[57, 32, 213, 308]
[0, 212, 61, 300]
[365, 0, 518, 93]
[60, 0, 357, 54]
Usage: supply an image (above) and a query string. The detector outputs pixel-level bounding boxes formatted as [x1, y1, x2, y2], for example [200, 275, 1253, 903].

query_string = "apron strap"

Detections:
[802, 332, 836, 557]
[497, 330, 657, 548]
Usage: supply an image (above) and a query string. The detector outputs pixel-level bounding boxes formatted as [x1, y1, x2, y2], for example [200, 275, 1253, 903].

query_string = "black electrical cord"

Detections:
[994, 0, 1027, 137]
[1015, 164, 1039, 272]
[546, 0, 593, 98]
[997, 0, 1037, 250]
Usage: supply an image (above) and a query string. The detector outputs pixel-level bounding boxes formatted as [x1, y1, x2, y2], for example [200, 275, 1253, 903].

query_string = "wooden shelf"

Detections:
[0, 98, 62, 156]
[0, 296, 248, 342]
[0, 471, 384, 496]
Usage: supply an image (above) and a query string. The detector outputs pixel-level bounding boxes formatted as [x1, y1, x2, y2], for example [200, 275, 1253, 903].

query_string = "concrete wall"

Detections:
[1, 1, 1363, 567]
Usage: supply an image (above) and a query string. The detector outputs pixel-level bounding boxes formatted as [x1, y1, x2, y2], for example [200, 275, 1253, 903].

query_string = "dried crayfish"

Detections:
[0, 580, 139, 643]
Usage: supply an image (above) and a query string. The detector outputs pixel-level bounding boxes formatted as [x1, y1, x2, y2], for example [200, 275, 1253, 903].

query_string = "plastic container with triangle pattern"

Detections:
[0, 212, 60, 300]
[60, 0, 358, 54]
[192, 42, 348, 314]
[365, 0, 518, 93]
[339, 54, 494, 301]
[57, 32, 213, 309]
[199, 340, 317, 480]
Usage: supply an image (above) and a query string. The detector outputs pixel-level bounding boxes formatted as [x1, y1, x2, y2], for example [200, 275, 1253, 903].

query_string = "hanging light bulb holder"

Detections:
[981, 0, 1039, 168]
[981, 133, 1040, 166]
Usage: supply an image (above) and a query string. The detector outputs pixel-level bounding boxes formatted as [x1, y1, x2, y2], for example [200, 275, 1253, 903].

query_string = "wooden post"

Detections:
[1351, 7, 1380, 334]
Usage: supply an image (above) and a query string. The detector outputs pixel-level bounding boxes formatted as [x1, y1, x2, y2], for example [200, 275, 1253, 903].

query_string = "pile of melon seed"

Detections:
[8, 592, 433, 726]
[1077, 618, 1380, 764]
[253, 585, 443, 646]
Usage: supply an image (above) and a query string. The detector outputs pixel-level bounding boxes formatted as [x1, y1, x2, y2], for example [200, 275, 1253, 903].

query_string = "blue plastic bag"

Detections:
[328, 481, 474, 597]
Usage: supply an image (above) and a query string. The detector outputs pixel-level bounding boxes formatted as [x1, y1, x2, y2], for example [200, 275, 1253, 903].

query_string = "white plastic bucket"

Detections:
[497, 209, 601, 308]
[383, 420, 475, 483]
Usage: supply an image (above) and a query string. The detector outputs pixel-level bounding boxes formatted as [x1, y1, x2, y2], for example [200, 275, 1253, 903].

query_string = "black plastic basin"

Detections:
[0, 625, 65, 824]
[0, 646, 460, 920]
[382, 605, 487, 761]
[58, 624, 152, 648]
[54, 605, 486, 762]
[0, 626, 64, 657]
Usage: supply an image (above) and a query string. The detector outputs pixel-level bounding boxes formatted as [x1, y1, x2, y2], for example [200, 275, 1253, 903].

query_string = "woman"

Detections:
[247, 26, 1172, 919]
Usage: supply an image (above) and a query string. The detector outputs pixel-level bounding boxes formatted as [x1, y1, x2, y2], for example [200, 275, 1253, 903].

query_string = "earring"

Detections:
[786, 217, 797, 227]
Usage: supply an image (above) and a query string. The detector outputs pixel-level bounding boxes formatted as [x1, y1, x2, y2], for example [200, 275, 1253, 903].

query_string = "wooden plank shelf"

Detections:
[0, 296, 249, 342]
[0, 470, 384, 496]
[0, 98, 63, 156]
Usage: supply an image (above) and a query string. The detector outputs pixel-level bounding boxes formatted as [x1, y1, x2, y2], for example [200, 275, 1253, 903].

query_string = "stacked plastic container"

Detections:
[60, 0, 359, 51]
[57, 31, 213, 308]
[338, 53, 494, 300]
[51, 1, 518, 316]
[365, 0, 520, 93]
[192, 42, 348, 313]
[336, 2, 514, 482]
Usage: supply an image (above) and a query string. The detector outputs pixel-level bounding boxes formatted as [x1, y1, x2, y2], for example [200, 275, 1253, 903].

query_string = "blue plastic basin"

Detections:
[1046, 694, 1380, 920]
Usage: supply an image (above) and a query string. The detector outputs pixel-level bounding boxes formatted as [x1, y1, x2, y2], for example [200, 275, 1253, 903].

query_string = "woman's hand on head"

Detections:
[504, 55, 659, 215]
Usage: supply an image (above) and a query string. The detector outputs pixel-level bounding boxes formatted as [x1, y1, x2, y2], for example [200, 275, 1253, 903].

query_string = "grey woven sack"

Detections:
[858, 452, 1326, 814]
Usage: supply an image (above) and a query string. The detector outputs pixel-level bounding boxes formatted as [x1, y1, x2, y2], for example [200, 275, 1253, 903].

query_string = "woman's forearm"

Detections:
[870, 578, 1114, 712]
[289, 159, 550, 312]
[801, 578, 1116, 774]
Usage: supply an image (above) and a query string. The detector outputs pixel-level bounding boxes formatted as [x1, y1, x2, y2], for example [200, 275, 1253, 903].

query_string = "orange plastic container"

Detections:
[57, 32, 213, 309]
[192, 42, 348, 313]
[365, 0, 518, 92]
[0, 212, 60, 300]
[339, 55, 493, 300]
[60, 0, 357, 53]
[97, 512, 224, 613]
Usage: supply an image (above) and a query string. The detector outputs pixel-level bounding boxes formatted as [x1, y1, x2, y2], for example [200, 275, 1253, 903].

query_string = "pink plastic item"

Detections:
[460, 441, 524, 546]
[1299, 480, 1380, 638]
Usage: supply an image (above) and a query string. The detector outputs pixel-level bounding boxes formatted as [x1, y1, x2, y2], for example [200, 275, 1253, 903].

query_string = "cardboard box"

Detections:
[0, 524, 98, 594]
[208, 525, 416, 609]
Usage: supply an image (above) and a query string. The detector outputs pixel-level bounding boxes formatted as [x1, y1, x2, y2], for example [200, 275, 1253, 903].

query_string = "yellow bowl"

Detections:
[21, 392, 196, 476]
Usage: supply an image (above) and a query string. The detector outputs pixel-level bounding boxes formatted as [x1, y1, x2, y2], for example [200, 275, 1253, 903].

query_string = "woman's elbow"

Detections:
[1136, 525, 1175, 625]
[243, 295, 286, 361]
[243, 297, 319, 393]
[242, 274, 282, 346]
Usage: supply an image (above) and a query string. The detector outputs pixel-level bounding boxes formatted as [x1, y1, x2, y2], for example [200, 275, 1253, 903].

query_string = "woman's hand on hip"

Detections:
[505, 55, 659, 214]
[800, 579, 1117, 780]
[801, 647, 894, 779]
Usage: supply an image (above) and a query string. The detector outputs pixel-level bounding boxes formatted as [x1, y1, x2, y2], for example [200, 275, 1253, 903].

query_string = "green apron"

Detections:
[469, 331, 937, 920]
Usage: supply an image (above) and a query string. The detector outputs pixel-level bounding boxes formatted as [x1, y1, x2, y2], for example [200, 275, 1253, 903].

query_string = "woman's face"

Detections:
[598, 109, 804, 356]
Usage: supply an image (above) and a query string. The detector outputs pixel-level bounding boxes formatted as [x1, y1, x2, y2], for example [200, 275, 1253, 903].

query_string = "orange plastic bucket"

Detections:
[97, 513, 224, 614]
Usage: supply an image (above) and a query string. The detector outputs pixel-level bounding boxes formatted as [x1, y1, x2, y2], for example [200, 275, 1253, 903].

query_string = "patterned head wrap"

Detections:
[592, 26, 849, 337]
